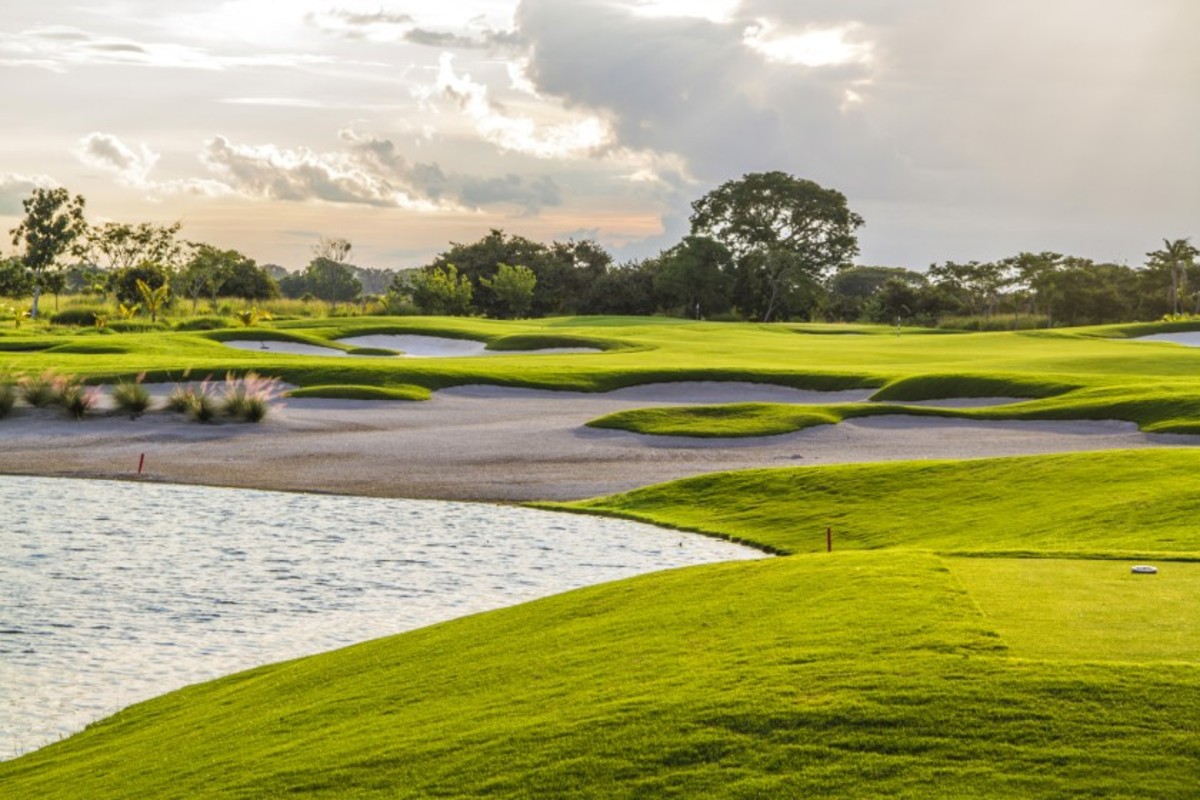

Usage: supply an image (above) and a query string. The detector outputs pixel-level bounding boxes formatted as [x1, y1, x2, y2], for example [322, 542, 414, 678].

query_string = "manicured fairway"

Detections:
[948, 558, 1200, 663]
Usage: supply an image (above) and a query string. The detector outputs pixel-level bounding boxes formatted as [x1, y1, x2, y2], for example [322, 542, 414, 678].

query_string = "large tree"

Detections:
[690, 172, 863, 321]
[302, 257, 362, 306]
[86, 221, 182, 273]
[651, 235, 734, 319]
[481, 263, 537, 319]
[8, 187, 87, 319]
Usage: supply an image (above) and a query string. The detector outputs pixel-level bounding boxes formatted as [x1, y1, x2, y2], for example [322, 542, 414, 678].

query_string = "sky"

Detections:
[1, 0, 1197, 272]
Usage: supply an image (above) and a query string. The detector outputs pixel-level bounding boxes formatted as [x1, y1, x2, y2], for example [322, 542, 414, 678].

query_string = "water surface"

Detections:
[0, 476, 763, 760]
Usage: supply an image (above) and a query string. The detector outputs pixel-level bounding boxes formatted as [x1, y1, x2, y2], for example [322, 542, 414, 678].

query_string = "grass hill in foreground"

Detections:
[4, 449, 1200, 798]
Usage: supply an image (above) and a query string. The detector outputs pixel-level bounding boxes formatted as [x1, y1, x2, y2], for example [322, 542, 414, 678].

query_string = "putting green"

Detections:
[949, 558, 1200, 663]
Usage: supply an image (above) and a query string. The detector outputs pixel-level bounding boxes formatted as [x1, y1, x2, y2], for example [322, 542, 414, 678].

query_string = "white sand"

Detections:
[0, 381, 1191, 502]
[221, 334, 602, 359]
[1129, 332, 1200, 347]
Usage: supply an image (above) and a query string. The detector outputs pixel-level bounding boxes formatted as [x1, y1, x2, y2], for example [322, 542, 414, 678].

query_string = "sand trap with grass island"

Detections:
[0, 380, 1191, 501]
[222, 335, 601, 358]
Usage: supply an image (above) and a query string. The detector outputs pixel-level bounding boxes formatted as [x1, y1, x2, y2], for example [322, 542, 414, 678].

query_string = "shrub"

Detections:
[166, 384, 195, 413]
[189, 386, 218, 423]
[0, 380, 15, 418]
[19, 370, 59, 407]
[112, 374, 152, 419]
[50, 306, 108, 326]
[58, 382, 100, 420]
[165, 381, 217, 421]
[221, 372, 281, 423]
[936, 314, 1050, 331]
[107, 320, 168, 333]
[174, 316, 234, 331]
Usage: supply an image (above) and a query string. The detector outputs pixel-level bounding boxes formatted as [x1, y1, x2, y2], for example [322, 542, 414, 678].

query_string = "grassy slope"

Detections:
[5, 550, 1199, 799]
[5, 451, 1200, 797]
[558, 449, 1200, 558]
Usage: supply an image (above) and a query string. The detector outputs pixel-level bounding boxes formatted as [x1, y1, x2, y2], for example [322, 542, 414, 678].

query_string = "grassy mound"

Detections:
[558, 449, 1200, 558]
[6, 548, 1199, 799]
[4, 450, 1200, 797]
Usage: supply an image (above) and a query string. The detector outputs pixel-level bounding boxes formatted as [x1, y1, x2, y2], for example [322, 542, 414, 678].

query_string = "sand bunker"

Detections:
[222, 335, 601, 358]
[337, 334, 485, 357]
[0, 380, 1190, 503]
[337, 334, 600, 357]
[1130, 332, 1200, 347]
[223, 340, 350, 357]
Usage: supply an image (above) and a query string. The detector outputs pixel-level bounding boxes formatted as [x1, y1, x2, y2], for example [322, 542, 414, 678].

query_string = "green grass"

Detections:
[556, 449, 1200, 559]
[5, 450, 1200, 797]
[950, 558, 1200, 662]
[6, 318, 1200, 796]
[6, 549, 1199, 799]
[6, 315, 1200, 433]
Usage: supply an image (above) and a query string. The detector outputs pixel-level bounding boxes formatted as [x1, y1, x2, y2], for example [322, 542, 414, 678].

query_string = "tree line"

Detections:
[4, 175, 1196, 327]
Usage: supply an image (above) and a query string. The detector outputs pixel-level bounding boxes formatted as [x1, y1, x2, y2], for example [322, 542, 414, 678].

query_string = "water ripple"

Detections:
[0, 475, 764, 760]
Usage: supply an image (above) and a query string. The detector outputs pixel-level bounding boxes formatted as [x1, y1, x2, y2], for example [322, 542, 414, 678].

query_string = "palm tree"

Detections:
[1148, 238, 1199, 316]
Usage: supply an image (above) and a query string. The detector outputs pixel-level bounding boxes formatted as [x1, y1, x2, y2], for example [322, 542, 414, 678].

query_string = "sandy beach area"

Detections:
[0, 382, 1191, 501]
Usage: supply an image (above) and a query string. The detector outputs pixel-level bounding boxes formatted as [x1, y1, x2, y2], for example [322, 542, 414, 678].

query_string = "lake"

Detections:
[0, 476, 764, 760]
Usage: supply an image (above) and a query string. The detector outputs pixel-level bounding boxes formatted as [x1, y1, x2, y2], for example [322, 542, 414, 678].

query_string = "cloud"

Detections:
[75, 132, 159, 186]
[197, 128, 564, 214]
[460, 174, 561, 214]
[0, 173, 57, 216]
[305, 7, 522, 49]
[515, 0, 873, 188]
[200, 135, 409, 207]
[435, 54, 613, 159]
[742, 20, 874, 67]
[0, 25, 335, 72]
[72, 132, 231, 198]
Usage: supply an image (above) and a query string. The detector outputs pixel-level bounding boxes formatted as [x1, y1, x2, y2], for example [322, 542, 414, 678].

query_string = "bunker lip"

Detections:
[0, 381, 1190, 503]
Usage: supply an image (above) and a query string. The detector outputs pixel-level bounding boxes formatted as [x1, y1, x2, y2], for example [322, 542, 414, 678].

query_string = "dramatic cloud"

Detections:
[435, 54, 613, 159]
[0, 0, 1194, 270]
[198, 129, 563, 214]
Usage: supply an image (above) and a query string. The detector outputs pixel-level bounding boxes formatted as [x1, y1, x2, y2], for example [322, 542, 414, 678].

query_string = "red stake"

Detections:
[137, 453, 145, 475]
[826, 527, 832, 553]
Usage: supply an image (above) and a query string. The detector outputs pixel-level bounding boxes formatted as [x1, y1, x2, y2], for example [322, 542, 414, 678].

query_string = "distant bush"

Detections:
[936, 314, 1050, 332]
[106, 320, 168, 333]
[50, 306, 107, 326]
[174, 315, 234, 331]
[0, 380, 15, 417]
